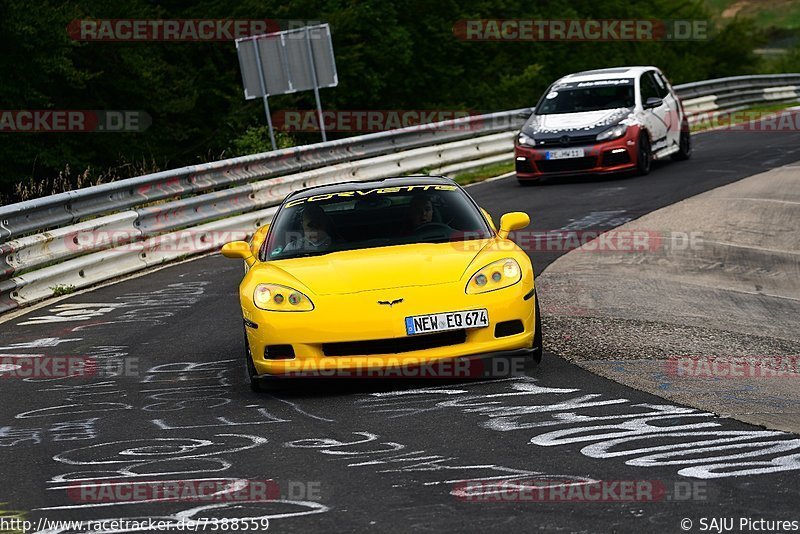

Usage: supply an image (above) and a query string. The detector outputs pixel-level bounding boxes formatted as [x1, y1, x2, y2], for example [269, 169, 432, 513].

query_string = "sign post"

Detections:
[236, 23, 338, 149]
[250, 40, 277, 150]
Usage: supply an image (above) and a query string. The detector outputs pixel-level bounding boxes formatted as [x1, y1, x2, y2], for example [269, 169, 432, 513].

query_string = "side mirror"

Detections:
[644, 97, 663, 109]
[250, 224, 270, 257]
[516, 108, 534, 119]
[221, 241, 256, 267]
[498, 212, 530, 239]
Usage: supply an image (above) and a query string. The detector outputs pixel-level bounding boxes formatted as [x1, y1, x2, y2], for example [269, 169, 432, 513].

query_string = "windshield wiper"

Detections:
[413, 237, 451, 244]
[284, 250, 335, 259]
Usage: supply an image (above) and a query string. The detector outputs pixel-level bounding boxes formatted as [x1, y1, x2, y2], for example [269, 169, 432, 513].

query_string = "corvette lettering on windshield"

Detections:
[285, 185, 457, 207]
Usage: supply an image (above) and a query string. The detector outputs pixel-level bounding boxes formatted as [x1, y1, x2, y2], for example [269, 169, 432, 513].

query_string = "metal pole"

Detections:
[305, 26, 327, 142]
[251, 36, 277, 151]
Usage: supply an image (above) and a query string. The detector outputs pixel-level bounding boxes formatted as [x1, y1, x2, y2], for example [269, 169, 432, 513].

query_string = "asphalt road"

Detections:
[1, 128, 800, 533]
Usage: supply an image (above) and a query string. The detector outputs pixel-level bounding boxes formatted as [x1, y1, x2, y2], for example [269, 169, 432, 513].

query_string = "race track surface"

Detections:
[1, 128, 799, 533]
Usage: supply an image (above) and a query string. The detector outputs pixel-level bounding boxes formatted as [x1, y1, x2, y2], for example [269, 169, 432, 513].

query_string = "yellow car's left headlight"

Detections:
[466, 258, 522, 294]
[253, 283, 314, 311]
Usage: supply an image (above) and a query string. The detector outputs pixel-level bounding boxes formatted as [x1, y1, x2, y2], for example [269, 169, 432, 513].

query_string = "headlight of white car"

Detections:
[517, 132, 536, 146]
[596, 124, 628, 141]
[466, 258, 522, 294]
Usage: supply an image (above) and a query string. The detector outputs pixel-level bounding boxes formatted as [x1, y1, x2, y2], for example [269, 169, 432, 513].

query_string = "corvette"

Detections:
[221, 176, 541, 390]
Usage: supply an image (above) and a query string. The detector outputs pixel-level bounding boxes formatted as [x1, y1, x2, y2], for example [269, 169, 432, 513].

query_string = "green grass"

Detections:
[452, 161, 515, 185]
[403, 160, 514, 186]
[743, 101, 800, 113]
[703, 0, 800, 31]
[49, 284, 77, 297]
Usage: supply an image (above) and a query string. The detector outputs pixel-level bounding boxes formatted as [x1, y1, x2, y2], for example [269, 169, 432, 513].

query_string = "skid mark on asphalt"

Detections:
[356, 377, 800, 479]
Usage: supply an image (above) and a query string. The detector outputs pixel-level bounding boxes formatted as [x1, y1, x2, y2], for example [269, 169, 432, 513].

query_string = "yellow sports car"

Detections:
[221, 176, 540, 390]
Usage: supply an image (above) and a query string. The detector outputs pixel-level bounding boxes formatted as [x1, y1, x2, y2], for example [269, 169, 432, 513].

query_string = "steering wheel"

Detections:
[413, 222, 452, 236]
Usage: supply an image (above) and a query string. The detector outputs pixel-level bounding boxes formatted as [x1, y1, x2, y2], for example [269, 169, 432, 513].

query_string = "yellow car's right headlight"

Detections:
[466, 258, 522, 294]
[253, 284, 314, 311]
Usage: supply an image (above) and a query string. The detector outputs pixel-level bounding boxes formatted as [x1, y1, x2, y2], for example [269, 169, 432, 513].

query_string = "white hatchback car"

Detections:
[514, 66, 691, 183]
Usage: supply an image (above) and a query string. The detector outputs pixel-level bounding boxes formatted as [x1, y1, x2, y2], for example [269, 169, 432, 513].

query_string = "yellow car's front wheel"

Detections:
[532, 293, 543, 365]
[243, 327, 267, 392]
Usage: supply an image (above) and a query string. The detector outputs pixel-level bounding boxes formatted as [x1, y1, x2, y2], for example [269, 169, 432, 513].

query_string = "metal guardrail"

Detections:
[0, 111, 521, 242]
[1, 73, 798, 313]
[679, 75, 800, 123]
[0, 131, 517, 311]
[673, 74, 800, 100]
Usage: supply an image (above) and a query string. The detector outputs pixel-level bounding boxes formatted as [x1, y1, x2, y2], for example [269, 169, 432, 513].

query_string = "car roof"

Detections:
[557, 66, 658, 83]
[286, 175, 457, 200]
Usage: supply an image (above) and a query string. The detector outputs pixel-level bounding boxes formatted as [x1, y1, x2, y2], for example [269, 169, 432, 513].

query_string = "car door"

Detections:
[653, 70, 681, 148]
[638, 71, 670, 153]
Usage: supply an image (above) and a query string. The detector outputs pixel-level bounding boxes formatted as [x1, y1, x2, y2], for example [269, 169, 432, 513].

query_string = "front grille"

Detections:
[537, 134, 597, 147]
[601, 150, 631, 166]
[515, 158, 536, 173]
[536, 157, 598, 173]
[323, 330, 467, 357]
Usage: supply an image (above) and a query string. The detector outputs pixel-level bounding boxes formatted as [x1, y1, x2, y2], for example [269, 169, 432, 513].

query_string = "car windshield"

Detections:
[536, 80, 635, 114]
[262, 184, 493, 260]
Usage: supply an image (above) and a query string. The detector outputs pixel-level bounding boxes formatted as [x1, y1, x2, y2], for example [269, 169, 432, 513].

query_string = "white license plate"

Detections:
[405, 309, 489, 336]
[546, 148, 585, 160]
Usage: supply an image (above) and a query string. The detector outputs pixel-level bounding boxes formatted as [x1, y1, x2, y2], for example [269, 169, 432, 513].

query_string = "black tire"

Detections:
[671, 123, 692, 161]
[636, 133, 652, 176]
[243, 327, 266, 392]
[531, 294, 543, 365]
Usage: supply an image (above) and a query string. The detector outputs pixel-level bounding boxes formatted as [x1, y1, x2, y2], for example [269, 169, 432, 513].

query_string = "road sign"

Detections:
[236, 24, 338, 148]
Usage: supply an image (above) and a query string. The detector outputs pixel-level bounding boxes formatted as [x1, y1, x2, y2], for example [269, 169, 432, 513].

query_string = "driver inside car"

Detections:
[403, 194, 434, 234]
[283, 205, 334, 253]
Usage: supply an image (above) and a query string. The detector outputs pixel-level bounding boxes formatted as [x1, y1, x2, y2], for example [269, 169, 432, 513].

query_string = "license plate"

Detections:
[405, 309, 489, 336]
[546, 148, 585, 160]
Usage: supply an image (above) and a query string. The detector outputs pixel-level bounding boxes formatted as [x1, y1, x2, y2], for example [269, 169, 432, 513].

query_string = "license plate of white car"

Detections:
[545, 148, 585, 160]
[405, 309, 489, 335]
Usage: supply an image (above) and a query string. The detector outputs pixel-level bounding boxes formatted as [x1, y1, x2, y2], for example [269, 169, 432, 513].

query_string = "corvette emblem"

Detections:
[378, 298, 404, 307]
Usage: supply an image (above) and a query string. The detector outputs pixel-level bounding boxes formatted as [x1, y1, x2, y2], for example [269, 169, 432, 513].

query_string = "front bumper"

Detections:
[243, 280, 536, 377]
[515, 130, 639, 180]
[253, 346, 539, 380]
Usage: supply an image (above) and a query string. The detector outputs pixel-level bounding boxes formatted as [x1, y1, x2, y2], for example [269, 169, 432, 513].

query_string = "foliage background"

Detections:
[0, 0, 797, 202]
